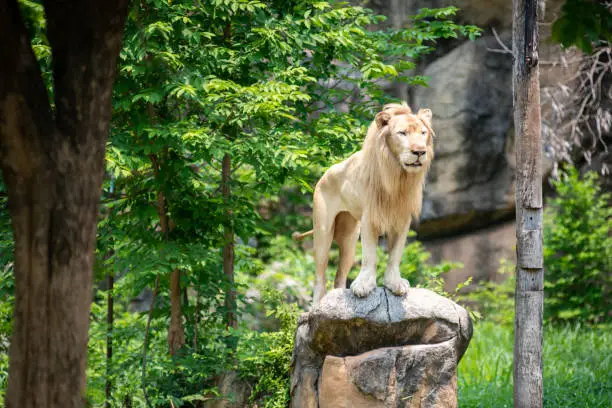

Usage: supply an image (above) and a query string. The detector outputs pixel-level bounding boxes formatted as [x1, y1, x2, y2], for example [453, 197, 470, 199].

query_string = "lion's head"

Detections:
[374, 104, 434, 174]
[359, 102, 435, 229]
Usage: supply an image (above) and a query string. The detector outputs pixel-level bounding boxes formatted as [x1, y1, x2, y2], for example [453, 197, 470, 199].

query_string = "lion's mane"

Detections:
[359, 102, 433, 234]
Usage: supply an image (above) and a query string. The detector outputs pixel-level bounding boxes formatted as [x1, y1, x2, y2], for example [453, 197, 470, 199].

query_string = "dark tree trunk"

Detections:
[0, 1, 128, 407]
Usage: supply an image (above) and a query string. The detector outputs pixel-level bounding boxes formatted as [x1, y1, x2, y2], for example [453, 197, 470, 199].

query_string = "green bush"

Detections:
[544, 168, 612, 324]
[236, 289, 301, 408]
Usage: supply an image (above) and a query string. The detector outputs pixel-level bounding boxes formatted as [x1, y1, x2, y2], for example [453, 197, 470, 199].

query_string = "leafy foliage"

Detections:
[543, 168, 612, 324]
[551, 0, 612, 53]
[236, 289, 300, 408]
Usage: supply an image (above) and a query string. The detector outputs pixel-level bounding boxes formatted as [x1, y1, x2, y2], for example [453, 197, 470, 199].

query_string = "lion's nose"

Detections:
[412, 150, 426, 157]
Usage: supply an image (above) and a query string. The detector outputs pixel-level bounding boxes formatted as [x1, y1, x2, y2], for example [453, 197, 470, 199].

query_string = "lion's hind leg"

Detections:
[333, 211, 360, 289]
[312, 189, 339, 306]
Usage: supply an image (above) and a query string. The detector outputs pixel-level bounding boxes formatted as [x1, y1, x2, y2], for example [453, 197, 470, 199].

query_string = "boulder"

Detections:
[290, 288, 472, 407]
[412, 33, 516, 238]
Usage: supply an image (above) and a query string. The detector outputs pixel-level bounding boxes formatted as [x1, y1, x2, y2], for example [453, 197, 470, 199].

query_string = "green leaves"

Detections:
[551, 0, 612, 53]
[544, 168, 612, 324]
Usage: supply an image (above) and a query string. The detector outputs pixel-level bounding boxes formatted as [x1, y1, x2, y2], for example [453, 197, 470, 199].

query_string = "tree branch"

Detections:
[486, 27, 513, 55]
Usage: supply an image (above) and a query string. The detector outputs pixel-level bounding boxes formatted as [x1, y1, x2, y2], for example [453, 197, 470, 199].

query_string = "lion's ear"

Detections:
[417, 108, 432, 126]
[375, 111, 391, 128]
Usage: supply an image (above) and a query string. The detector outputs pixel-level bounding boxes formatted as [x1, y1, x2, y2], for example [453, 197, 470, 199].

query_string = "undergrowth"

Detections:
[458, 322, 612, 407]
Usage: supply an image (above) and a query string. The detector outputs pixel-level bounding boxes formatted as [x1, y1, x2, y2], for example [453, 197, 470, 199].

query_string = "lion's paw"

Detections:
[350, 272, 377, 297]
[384, 277, 410, 296]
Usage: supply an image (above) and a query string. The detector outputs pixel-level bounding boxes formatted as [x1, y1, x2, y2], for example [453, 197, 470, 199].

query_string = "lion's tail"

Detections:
[292, 230, 313, 241]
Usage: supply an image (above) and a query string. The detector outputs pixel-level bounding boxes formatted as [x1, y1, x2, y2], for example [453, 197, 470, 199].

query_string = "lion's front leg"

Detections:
[384, 222, 411, 296]
[350, 218, 378, 297]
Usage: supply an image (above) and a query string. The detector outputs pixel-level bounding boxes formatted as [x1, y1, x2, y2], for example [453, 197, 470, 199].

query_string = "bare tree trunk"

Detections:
[106, 272, 114, 408]
[168, 268, 185, 355]
[0, 1, 128, 407]
[222, 153, 237, 330]
[512, 0, 544, 407]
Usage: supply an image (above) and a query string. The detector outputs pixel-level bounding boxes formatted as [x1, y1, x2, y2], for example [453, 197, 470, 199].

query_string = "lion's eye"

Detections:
[398, 131, 406, 136]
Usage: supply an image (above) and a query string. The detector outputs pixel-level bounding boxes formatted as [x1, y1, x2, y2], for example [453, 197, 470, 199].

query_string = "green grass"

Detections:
[458, 321, 612, 407]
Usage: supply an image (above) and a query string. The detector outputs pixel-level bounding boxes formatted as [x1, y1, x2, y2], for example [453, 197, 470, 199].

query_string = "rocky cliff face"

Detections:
[359, 0, 575, 286]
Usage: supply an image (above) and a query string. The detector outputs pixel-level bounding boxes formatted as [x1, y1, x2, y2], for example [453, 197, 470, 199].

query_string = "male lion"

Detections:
[294, 103, 434, 305]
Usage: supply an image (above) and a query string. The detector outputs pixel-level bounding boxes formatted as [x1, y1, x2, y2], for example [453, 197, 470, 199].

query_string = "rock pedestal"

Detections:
[290, 288, 472, 408]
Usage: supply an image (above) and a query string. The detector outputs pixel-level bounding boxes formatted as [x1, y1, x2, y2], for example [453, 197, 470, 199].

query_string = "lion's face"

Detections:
[384, 109, 434, 173]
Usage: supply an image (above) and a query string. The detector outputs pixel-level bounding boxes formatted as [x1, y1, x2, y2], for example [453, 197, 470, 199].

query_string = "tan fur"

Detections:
[297, 103, 435, 305]
[361, 106, 431, 234]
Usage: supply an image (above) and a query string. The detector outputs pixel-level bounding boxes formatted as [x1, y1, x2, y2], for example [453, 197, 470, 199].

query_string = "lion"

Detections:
[293, 103, 434, 306]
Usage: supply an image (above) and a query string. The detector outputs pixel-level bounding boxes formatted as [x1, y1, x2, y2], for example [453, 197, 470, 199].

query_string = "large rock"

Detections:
[290, 288, 472, 407]
[411, 33, 516, 238]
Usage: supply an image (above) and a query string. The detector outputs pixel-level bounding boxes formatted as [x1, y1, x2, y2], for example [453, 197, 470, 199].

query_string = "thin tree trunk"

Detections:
[512, 0, 544, 407]
[193, 290, 199, 350]
[0, 1, 128, 407]
[222, 153, 237, 330]
[168, 268, 185, 355]
[106, 272, 114, 408]
[149, 152, 185, 355]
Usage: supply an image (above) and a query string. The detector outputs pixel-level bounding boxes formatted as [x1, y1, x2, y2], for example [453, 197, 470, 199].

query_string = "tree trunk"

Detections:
[149, 152, 185, 355]
[193, 290, 199, 350]
[512, 0, 544, 407]
[168, 268, 185, 355]
[0, 1, 128, 407]
[222, 153, 237, 330]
